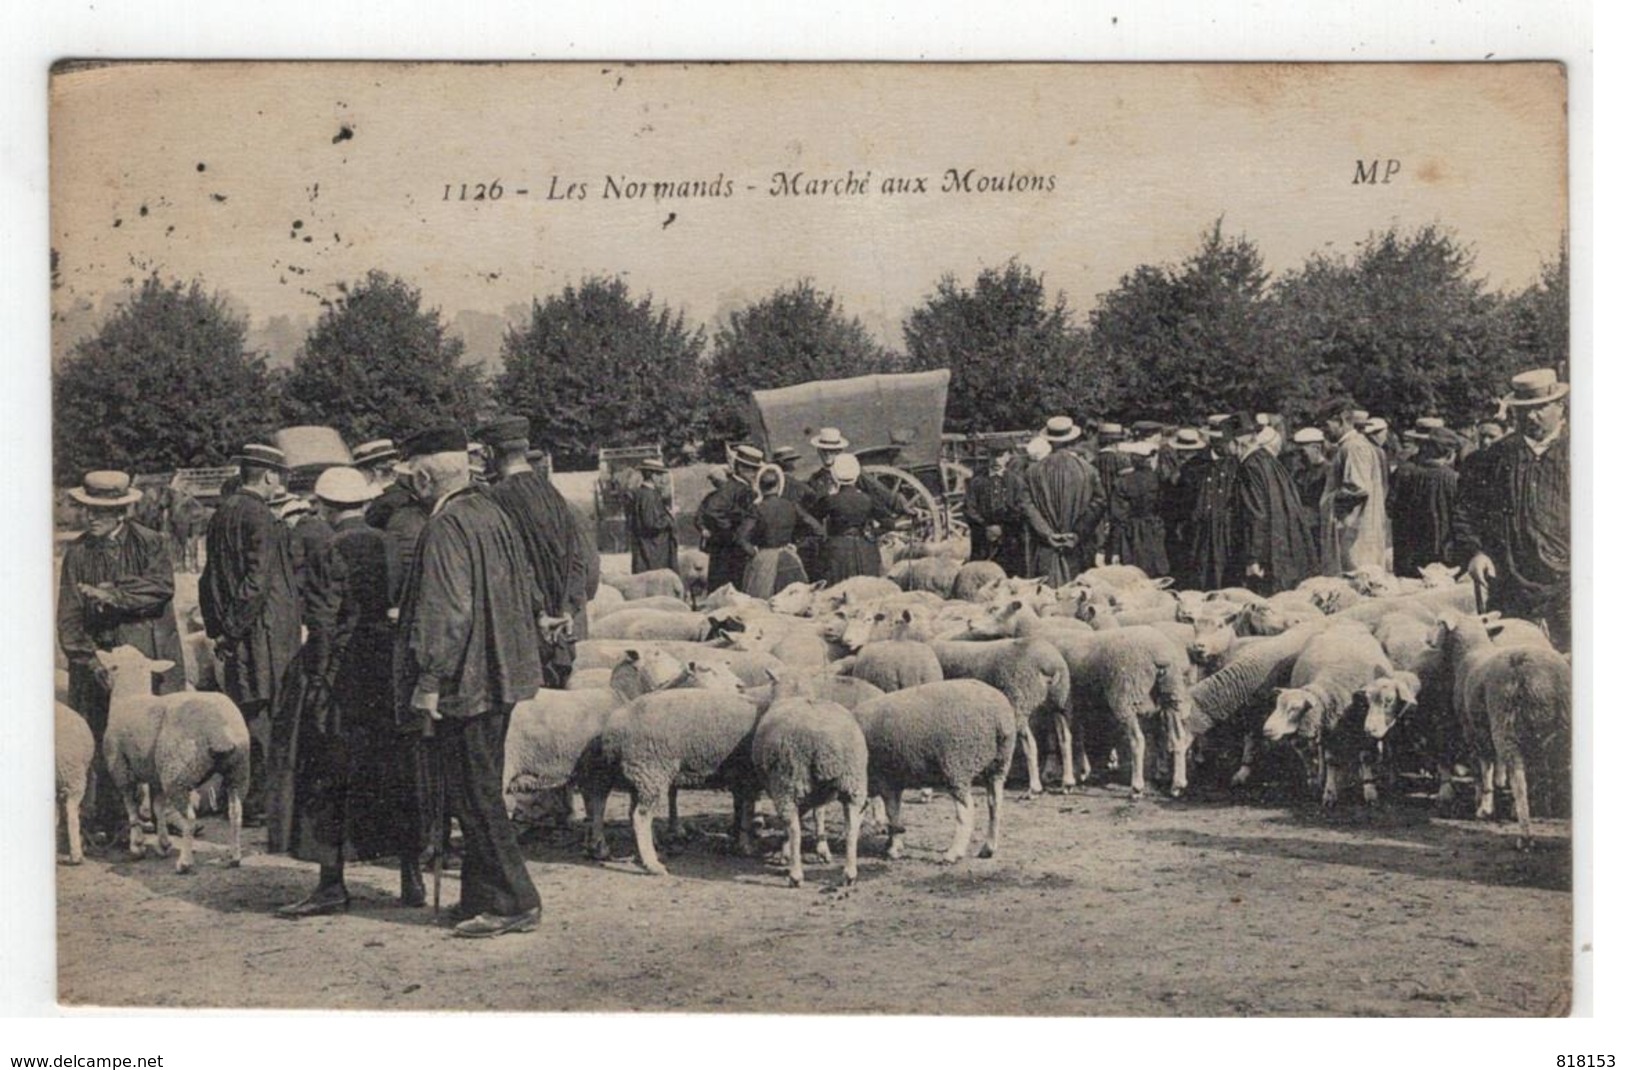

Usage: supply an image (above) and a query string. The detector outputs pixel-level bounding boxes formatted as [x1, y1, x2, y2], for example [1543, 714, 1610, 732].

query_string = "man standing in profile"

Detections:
[394, 427, 545, 938]
[1454, 368, 1570, 650]
[1317, 397, 1389, 575]
[200, 443, 302, 829]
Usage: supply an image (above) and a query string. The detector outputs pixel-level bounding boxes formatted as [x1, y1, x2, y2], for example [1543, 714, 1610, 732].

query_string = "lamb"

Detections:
[1235, 598, 1321, 637]
[950, 560, 1007, 602]
[844, 640, 944, 693]
[1260, 623, 1395, 806]
[1335, 582, 1478, 628]
[609, 648, 747, 700]
[1295, 575, 1363, 615]
[96, 644, 249, 873]
[1039, 627, 1194, 797]
[56, 702, 94, 865]
[1436, 610, 1571, 846]
[929, 638, 1073, 796]
[852, 680, 1016, 862]
[590, 609, 725, 642]
[971, 575, 1051, 607]
[676, 548, 709, 604]
[768, 580, 825, 616]
[696, 583, 759, 612]
[886, 556, 962, 598]
[601, 568, 686, 602]
[592, 594, 694, 621]
[589, 689, 764, 876]
[751, 698, 868, 886]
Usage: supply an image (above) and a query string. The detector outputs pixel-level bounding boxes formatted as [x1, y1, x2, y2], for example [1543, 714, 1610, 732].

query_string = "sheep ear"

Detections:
[1392, 671, 1420, 707]
[148, 659, 175, 675]
[763, 665, 780, 683]
[1153, 577, 1176, 590]
[625, 649, 640, 663]
[900, 609, 913, 623]
[811, 581, 827, 592]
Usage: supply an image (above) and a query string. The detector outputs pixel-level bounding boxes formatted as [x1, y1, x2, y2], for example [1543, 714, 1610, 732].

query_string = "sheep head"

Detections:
[678, 660, 747, 694]
[1262, 688, 1322, 742]
[769, 581, 823, 617]
[94, 644, 173, 696]
[1360, 672, 1420, 739]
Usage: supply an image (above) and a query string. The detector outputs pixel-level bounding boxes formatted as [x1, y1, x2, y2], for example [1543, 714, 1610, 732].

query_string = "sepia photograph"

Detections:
[44, 58, 1574, 1016]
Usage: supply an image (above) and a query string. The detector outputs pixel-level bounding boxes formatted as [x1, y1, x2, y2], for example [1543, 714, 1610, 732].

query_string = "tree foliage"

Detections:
[1501, 240, 1569, 382]
[1089, 222, 1284, 422]
[280, 271, 489, 442]
[708, 279, 896, 440]
[53, 275, 276, 481]
[901, 260, 1099, 432]
[497, 276, 709, 469]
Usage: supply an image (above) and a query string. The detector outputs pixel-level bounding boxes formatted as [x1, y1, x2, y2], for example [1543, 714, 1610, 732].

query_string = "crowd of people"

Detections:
[53, 366, 1569, 941]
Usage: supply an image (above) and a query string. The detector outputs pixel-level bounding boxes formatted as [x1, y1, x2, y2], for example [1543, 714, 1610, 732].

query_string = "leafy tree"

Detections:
[280, 271, 488, 442]
[708, 279, 897, 439]
[497, 276, 709, 469]
[1269, 225, 1515, 425]
[53, 274, 276, 482]
[1501, 240, 1569, 382]
[1089, 221, 1285, 423]
[901, 260, 1099, 432]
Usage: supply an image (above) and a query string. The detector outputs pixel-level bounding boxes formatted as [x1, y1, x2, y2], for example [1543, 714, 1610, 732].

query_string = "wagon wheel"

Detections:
[865, 465, 947, 543]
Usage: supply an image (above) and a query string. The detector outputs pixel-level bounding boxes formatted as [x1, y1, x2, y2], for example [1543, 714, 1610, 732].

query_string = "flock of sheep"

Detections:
[53, 542, 1572, 889]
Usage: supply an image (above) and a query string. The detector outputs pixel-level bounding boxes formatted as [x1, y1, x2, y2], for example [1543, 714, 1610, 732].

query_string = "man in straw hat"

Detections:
[352, 438, 407, 530]
[394, 427, 545, 937]
[57, 470, 186, 851]
[477, 416, 588, 689]
[1185, 415, 1242, 589]
[277, 466, 424, 917]
[1017, 416, 1105, 586]
[1159, 428, 1209, 588]
[625, 455, 679, 576]
[200, 444, 302, 832]
[805, 426, 912, 517]
[1316, 397, 1389, 576]
[1286, 427, 1330, 548]
[699, 444, 766, 592]
[1454, 368, 1570, 650]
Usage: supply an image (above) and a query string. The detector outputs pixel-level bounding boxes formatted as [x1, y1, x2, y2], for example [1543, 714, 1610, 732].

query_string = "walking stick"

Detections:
[419, 712, 444, 921]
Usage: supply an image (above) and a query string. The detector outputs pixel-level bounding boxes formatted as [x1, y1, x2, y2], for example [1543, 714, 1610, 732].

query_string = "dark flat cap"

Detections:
[474, 415, 530, 447]
[1315, 396, 1358, 422]
[400, 427, 469, 459]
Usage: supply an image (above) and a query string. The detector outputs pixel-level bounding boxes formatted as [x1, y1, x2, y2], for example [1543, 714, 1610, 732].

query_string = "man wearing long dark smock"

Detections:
[277, 467, 424, 917]
[805, 426, 913, 519]
[57, 471, 186, 849]
[479, 416, 585, 689]
[1018, 417, 1105, 587]
[625, 457, 679, 575]
[1106, 441, 1169, 577]
[199, 444, 302, 828]
[395, 427, 546, 938]
[698, 446, 763, 593]
[1231, 426, 1317, 595]
[1186, 419, 1241, 591]
[1455, 368, 1570, 650]
[1390, 423, 1459, 578]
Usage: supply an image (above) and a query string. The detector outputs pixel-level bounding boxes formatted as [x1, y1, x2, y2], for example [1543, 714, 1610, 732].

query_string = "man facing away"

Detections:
[1316, 397, 1389, 576]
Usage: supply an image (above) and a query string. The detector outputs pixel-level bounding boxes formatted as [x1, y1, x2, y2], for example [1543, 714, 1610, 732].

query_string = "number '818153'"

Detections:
[1557, 1057, 1614, 1067]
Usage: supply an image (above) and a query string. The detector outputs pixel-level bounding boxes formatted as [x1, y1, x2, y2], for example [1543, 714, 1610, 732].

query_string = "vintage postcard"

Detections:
[48, 61, 1571, 1014]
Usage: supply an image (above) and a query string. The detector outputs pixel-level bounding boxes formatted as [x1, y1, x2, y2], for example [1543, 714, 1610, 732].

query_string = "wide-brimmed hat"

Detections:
[1363, 417, 1389, 435]
[1503, 367, 1569, 407]
[278, 497, 313, 519]
[233, 443, 288, 471]
[475, 415, 531, 450]
[771, 445, 802, 465]
[1041, 416, 1082, 444]
[68, 470, 142, 508]
[637, 456, 668, 474]
[1292, 427, 1326, 445]
[314, 466, 380, 507]
[400, 427, 469, 460]
[732, 444, 766, 471]
[351, 439, 399, 468]
[830, 453, 861, 485]
[1170, 428, 1207, 451]
[809, 427, 850, 451]
[1097, 422, 1126, 442]
[1255, 425, 1281, 449]
[1414, 416, 1446, 432]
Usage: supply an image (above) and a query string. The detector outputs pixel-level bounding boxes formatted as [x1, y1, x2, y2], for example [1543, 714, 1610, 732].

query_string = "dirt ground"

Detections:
[56, 556, 1571, 1015]
[56, 779, 1571, 1015]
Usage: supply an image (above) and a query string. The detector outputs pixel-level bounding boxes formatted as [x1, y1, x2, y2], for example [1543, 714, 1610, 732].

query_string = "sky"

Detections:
[50, 62, 1568, 361]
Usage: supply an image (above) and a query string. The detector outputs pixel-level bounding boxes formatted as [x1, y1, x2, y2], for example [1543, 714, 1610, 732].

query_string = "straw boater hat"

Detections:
[1503, 367, 1569, 407]
[68, 470, 143, 508]
[809, 427, 850, 451]
[732, 444, 766, 472]
[233, 443, 288, 471]
[1254, 425, 1281, 450]
[1414, 416, 1447, 432]
[1097, 422, 1126, 444]
[1119, 440, 1156, 458]
[351, 439, 399, 468]
[771, 445, 802, 465]
[637, 456, 668, 474]
[1363, 417, 1389, 435]
[314, 466, 380, 507]
[1170, 428, 1206, 451]
[1292, 427, 1326, 445]
[830, 453, 861, 486]
[1041, 416, 1082, 444]
[278, 497, 313, 520]
[1351, 409, 1370, 425]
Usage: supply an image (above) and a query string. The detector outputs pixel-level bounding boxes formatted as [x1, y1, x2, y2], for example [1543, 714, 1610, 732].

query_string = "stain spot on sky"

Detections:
[211, 193, 228, 203]
[332, 124, 354, 144]
[138, 205, 148, 217]
[112, 218, 122, 228]
[196, 162, 206, 172]
[292, 220, 304, 230]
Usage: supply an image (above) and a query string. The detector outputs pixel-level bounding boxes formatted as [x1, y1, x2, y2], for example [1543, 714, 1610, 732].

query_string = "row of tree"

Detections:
[52, 221, 1568, 481]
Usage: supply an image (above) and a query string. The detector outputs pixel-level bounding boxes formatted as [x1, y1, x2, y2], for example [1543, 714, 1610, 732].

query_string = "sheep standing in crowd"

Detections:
[1436, 610, 1571, 847]
[853, 680, 1016, 862]
[602, 568, 686, 602]
[929, 638, 1073, 796]
[97, 644, 249, 873]
[950, 560, 1007, 602]
[844, 639, 945, 693]
[56, 702, 94, 865]
[751, 697, 868, 887]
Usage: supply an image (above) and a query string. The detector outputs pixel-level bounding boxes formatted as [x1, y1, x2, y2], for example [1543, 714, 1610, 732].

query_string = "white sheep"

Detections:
[950, 560, 1007, 602]
[843, 640, 944, 693]
[590, 609, 725, 642]
[566, 667, 615, 691]
[96, 644, 249, 873]
[591, 594, 694, 621]
[574, 640, 786, 686]
[601, 568, 686, 602]
[56, 702, 94, 865]
[1261, 623, 1393, 807]
[676, 548, 709, 604]
[853, 679, 1016, 862]
[810, 576, 904, 617]
[747, 667, 887, 713]
[1294, 575, 1364, 615]
[502, 688, 622, 826]
[886, 556, 962, 598]
[929, 638, 1073, 796]
[751, 697, 868, 887]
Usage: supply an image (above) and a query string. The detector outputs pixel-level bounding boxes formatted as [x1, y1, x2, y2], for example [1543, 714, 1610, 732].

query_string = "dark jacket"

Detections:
[57, 520, 185, 706]
[626, 483, 678, 574]
[1452, 432, 1569, 639]
[199, 489, 302, 707]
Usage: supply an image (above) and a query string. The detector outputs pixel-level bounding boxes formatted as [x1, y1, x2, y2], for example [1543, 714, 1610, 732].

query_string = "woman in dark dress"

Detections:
[1107, 442, 1170, 577]
[739, 465, 822, 599]
[810, 454, 882, 583]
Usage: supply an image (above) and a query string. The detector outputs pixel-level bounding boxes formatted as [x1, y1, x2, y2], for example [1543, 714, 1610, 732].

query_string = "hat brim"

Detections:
[1170, 440, 1206, 451]
[1503, 383, 1569, 407]
[232, 455, 289, 471]
[68, 488, 142, 508]
[1042, 427, 1082, 444]
[809, 437, 850, 451]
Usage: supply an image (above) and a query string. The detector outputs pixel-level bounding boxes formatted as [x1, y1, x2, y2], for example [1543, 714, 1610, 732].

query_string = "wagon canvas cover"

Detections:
[748, 369, 951, 470]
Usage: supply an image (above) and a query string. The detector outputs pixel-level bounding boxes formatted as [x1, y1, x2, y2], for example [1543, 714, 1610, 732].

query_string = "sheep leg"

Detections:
[1474, 757, 1497, 820]
[1164, 707, 1190, 798]
[1231, 733, 1256, 787]
[62, 790, 84, 865]
[151, 789, 172, 857]
[841, 797, 861, 885]
[225, 787, 242, 867]
[665, 785, 685, 842]
[979, 778, 1004, 859]
[1054, 710, 1077, 789]
[120, 782, 146, 858]
[811, 805, 832, 863]
[1507, 754, 1534, 850]
[1018, 721, 1043, 798]
[1359, 752, 1379, 805]
[1123, 718, 1147, 797]
[630, 799, 667, 876]
[567, 787, 587, 825]
[783, 804, 805, 887]
[1321, 753, 1340, 808]
[881, 790, 906, 860]
[943, 790, 974, 863]
[731, 789, 756, 857]
[175, 791, 198, 874]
